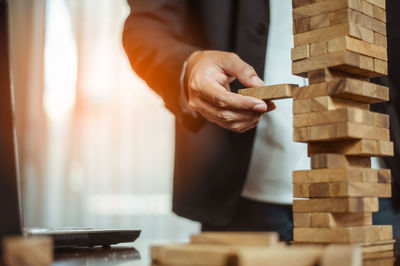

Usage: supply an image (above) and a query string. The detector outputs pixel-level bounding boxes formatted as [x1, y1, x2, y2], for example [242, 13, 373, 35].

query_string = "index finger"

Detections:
[199, 80, 268, 112]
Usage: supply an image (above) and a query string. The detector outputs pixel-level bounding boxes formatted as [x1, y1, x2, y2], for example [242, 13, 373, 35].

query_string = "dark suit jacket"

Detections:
[123, 0, 400, 225]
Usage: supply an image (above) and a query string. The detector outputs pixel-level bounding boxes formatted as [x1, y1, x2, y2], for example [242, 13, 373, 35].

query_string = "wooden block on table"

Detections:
[294, 181, 391, 198]
[2, 236, 53, 266]
[293, 108, 389, 128]
[311, 154, 371, 169]
[292, 50, 384, 77]
[312, 213, 373, 227]
[293, 79, 389, 103]
[307, 140, 394, 157]
[238, 84, 296, 100]
[190, 232, 279, 246]
[293, 95, 369, 114]
[293, 225, 392, 243]
[293, 122, 390, 142]
[240, 245, 362, 266]
[320, 245, 362, 266]
[151, 244, 238, 265]
[293, 197, 379, 213]
[293, 168, 391, 184]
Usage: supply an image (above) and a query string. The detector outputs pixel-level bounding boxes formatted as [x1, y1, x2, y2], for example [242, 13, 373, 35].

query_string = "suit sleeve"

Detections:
[122, 0, 204, 130]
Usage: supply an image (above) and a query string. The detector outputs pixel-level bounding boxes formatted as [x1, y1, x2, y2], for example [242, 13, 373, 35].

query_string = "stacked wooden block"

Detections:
[290, 0, 394, 255]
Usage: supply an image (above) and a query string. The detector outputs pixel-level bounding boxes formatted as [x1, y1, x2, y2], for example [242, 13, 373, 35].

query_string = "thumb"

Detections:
[220, 53, 264, 88]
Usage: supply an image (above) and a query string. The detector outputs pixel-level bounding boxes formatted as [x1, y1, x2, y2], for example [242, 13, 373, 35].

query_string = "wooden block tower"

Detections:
[290, 0, 394, 253]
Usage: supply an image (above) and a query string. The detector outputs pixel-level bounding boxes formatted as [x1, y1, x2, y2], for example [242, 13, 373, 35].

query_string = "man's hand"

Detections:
[185, 50, 276, 133]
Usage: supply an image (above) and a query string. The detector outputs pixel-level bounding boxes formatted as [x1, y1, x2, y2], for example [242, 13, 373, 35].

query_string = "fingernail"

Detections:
[253, 103, 267, 112]
[252, 76, 265, 86]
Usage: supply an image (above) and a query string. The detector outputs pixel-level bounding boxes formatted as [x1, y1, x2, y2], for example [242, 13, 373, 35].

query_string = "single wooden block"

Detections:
[151, 244, 239, 265]
[311, 154, 371, 169]
[294, 181, 391, 198]
[364, 0, 385, 9]
[293, 0, 361, 20]
[363, 250, 394, 260]
[307, 140, 394, 157]
[293, 168, 391, 184]
[291, 44, 310, 61]
[374, 58, 388, 75]
[293, 197, 379, 213]
[362, 242, 394, 254]
[374, 32, 387, 47]
[293, 95, 369, 114]
[361, 0, 374, 17]
[310, 41, 328, 57]
[293, 108, 389, 129]
[293, 213, 312, 227]
[307, 68, 369, 84]
[238, 84, 296, 100]
[293, 225, 392, 243]
[190, 232, 279, 246]
[293, 79, 389, 103]
[328, 36, 387, 61]
[293, 122, 390, 142]
[311, 213, 373, 227]
[294, 22, 373, 47]
[2, 236, 53, 266]
[373, 5, 386, 22]
[294, 8, 386, 39]
[238, 246, 361, 266]
[292, 50, 384, 77]
[320, 245, 362, 266]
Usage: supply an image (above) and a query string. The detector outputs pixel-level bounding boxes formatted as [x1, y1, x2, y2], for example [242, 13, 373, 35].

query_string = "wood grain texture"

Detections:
[2, 236, 53, 266]
[292, 44, 310, 61]
[293, 122, 390, 142]
[238, 84, 296, 100]
[311, 153, 371, 169]
[293, 225, 392, 243]
[293, 95, 369, 114]
[293, 197, 379, 213]
[293, 0, 361, 20]
[294, 181, 391, 198]
[328, 36, 387, 61]
[292, 50, 385, 77]
[292, 79, 389, 103]
[307, 140, 394, 157]
[293, 108, 389, 128]
[293, 168, 391, 184]
[190, 232, 279, 246]
[310, 212, 373, 227]
[294, 8, 386, 39]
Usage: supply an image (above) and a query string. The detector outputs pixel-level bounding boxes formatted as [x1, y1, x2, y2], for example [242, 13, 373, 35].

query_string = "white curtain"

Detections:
[9, 0, 199, 241]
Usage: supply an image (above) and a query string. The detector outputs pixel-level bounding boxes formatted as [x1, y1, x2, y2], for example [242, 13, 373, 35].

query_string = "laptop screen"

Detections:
[0, 0, 23, 242]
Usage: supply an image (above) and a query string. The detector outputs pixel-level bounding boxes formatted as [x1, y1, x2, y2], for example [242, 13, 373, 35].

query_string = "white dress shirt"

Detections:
[241, 0, 310, 205]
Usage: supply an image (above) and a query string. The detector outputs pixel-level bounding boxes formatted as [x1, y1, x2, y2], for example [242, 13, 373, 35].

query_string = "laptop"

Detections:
[0, 0, 140, 249]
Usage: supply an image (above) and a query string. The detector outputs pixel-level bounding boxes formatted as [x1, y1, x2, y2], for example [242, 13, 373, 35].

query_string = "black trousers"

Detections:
[201, 197, 293, 242]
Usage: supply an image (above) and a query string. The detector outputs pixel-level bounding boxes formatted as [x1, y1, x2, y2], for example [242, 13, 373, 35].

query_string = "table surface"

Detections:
[52, 239, 400, 266]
